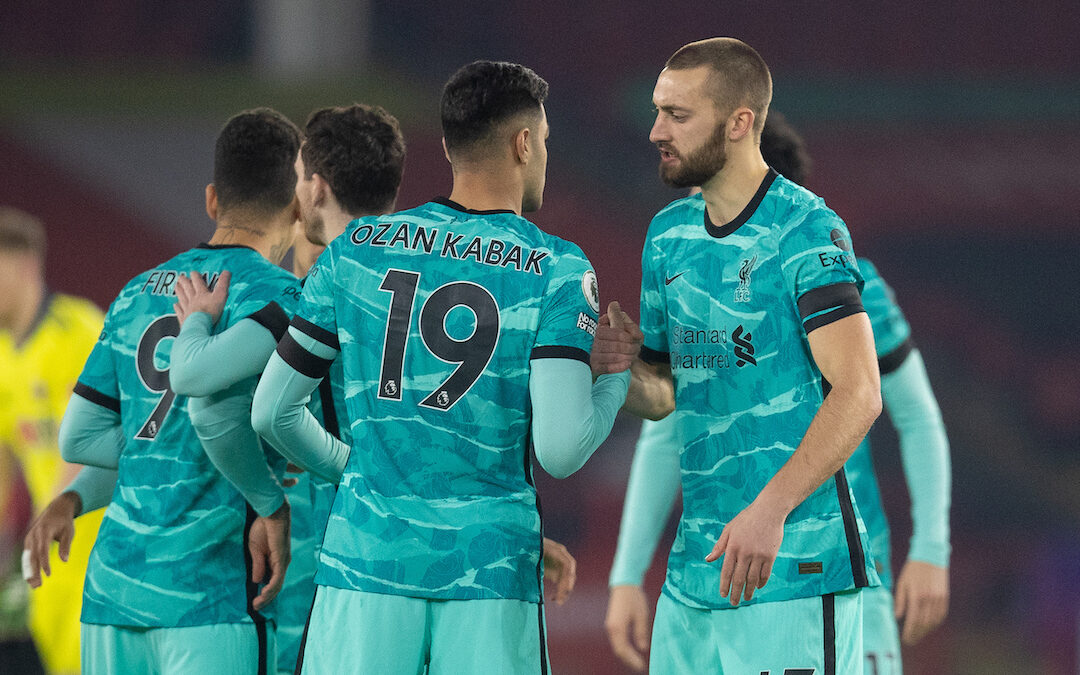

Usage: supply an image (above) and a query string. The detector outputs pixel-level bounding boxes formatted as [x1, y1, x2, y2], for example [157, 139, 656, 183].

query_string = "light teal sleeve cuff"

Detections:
[609, 415, 682, 587]
[170, 315, 279, 397]
[529, 360, 630, 479]
[881, 349, 951, 567]
[252, 351, 349, 484]
[63, 466, 118, 515]
[189, 380, 285, 517]
[58, 393, 125, 469]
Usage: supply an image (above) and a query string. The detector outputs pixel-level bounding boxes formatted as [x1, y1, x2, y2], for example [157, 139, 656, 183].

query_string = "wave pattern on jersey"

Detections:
[641, 178, 880, 611]
[301, 202, 598, 602]
[78, 246, 300, 627]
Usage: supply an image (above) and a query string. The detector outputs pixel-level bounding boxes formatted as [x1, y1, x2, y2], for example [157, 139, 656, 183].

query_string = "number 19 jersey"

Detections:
[74, 244, 299, 627]
[289, 198, 599, 603]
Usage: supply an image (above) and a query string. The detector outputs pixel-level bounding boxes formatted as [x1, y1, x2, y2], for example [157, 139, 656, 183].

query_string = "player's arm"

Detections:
[881, 346, 951, 643]
[188, 381, 286, 517]
[170, 271, 285, 397]
[251, 326, 350, 484]
[707, 311, 881, 605]
[23, 465, 116, 588]
[58, 387, 124, 469]
[529, 361, 629, 479]
[605, 416, 682, 672]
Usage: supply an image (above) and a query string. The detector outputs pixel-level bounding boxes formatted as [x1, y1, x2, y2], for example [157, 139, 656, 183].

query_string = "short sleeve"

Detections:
[639, 226, 669, 365]
[73, 311, 121, 414]
[780, 206, 865, 335]
[291, 248, 340, 351]
[530, 245, 599, 366]
[859, 259, 914, 373]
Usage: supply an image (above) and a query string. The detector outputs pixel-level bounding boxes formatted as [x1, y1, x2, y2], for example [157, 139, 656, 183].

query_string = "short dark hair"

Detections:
[760, 111, 812, 186]
[302, 104, 406, 216]
[0, 207, 45, 256]
[213, 108, 301, 215]
[441, 60, 548, 156]
[666, 37, 772, 134]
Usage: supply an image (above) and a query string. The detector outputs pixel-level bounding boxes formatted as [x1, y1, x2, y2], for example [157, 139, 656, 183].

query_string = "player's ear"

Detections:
[289, 193, 301, 223]
[728, 108, 755, 142]
[312, 173, 329, 209]
[514, 127, 530, 165]
[205, 184, 218, 220]
[441, 137, 452, 164]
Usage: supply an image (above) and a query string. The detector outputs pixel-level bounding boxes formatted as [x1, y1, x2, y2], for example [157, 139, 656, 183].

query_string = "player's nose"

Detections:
[648, 115, 668, 144]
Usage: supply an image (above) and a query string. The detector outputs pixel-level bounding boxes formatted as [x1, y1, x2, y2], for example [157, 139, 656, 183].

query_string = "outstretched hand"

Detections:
[23, 491, 81, 589]
[174, 270, 231, 325]
[591, 301, 643, 377]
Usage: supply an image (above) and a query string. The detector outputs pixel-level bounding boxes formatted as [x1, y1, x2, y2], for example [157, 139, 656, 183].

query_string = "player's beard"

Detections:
[659, 124, 727, 188]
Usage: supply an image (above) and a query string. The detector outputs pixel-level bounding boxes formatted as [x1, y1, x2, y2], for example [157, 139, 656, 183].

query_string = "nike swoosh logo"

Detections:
[664, 272, 685, 286]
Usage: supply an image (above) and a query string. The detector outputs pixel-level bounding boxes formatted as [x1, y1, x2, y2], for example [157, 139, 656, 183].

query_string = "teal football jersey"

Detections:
[843, 258, 913, 589]
[639, 171, 880, 610]
[74, 244, 300, 627]
[282, 198, 600, 602]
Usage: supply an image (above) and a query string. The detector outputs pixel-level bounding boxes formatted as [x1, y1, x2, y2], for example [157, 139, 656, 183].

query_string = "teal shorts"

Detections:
[297, 586, 549, 674]
[861, 585, 901, 674]
[81, 621, 275, 675]
[650, 589, 863, 675]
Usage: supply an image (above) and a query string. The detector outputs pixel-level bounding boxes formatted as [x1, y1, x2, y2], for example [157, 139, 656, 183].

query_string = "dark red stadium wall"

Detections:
[0, 132, 176, 309]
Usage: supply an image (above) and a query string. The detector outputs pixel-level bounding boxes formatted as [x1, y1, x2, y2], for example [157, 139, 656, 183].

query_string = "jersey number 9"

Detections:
[135, 314, 181, 440]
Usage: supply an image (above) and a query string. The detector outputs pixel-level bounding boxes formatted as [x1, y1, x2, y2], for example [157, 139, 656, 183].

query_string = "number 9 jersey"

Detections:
[73, 243, 299, 627]
[285, 198, 599, 603]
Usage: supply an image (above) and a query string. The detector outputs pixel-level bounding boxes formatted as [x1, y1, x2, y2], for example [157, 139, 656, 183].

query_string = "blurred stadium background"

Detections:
[2, 2, 1079, 673]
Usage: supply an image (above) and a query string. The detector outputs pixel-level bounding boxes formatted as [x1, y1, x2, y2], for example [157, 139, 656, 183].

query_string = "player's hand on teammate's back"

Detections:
[248, 499, 291, 610]
[174, 270, 231, 325]
[705, 499, 785, 606]
[22, 491, 81, 589]
[541, 537, 577, 606]
[894, 559, 949, 644]
[604, 585, 651, 672]
[591, 301, 643, 377]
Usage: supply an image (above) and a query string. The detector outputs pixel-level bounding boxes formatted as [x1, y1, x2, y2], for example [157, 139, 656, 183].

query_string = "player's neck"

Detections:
[699, 154, 770, 227]
[3, 278, 45, 344]
[209, 213, 296, 266]
[448, 168, 523, 216]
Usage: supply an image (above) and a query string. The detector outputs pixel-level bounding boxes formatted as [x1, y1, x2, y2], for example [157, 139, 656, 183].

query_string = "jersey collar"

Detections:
[703, 168, 778, 239]
[433, 197, 516, 216]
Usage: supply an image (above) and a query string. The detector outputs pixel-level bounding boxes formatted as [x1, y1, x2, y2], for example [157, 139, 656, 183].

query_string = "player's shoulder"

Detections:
[767, 175, 848, 248]
[650, 193, 704, 230]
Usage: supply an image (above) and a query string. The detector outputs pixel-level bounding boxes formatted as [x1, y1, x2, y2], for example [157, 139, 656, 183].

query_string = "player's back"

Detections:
[77, 243, 298, 628]
[303, 198, 597, 602]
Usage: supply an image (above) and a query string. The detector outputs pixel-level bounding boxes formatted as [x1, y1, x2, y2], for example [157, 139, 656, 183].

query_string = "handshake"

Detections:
[591, 301, 644, 378]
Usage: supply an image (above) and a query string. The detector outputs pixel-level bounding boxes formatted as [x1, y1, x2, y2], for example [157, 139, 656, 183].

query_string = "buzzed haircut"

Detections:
[760, 111, 812, 186]
[302, 104, 406, 216]
[213, 108, 302, 215]
[0, 207, 46, 256]
[441, 60, 548, 157]
[665, 37, 773, 134]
